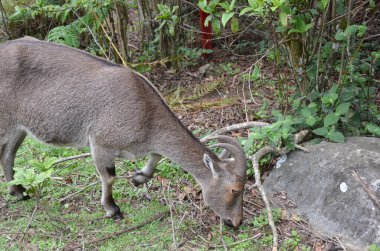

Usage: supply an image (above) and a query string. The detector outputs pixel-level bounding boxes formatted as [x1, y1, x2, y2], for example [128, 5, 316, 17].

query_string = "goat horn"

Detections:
[209, 143, 247, 172]
[205, 135, 242, 149]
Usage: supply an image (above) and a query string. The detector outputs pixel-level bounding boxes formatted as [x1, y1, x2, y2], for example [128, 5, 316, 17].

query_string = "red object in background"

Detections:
[200, 8, 213, 59]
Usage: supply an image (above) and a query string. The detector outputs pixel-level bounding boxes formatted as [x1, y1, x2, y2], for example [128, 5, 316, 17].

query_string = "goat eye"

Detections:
[232, 190, 239, 195]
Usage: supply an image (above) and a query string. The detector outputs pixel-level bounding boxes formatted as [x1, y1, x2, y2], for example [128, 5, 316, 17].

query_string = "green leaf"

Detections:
[301, 108, 312, 117]
[219, 2, 230, 10]
[230, 16, 239, 33]
[204, 14, 213, 27]
[335, 102, 350, 115]
[250, 65, 261, 81]
[321, 0, 329, 10]
[168, 23, 175, 36]
[244, 132, 255, 153]
[240, 6, 253, 16]
[313, 127, 328, 136]
[292, 98, 301, 110]
[221, 12, 234, 27]
[306, 116, 316, 126]
[369, 243, 380, 251]
[303, 23, 313, 32]
[230, 0, 236, 10]
[324, 113, 340, 126]
[321, 92, 338, 105]
[211, 19, 221, 35]
[279, 12, 288, 27]
[366, 123, 380, 136]
[335, 31, 346, 41]
[328, 131, 345, 143]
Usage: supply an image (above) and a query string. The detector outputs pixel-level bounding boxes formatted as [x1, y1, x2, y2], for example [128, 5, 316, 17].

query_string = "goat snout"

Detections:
[224, 217, 243, 229]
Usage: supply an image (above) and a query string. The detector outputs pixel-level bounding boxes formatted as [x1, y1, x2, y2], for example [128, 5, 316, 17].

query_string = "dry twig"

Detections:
[21, 201, 39, 242]
[352, 171, 380, 208]
[53, 153, 92, 165]
[58, 181, 100, 203]
[248, 130, 309, 251]
[201, 121, 271, 141]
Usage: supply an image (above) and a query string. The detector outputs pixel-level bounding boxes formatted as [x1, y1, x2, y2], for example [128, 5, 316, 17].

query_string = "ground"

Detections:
[0, 49, 345, 250]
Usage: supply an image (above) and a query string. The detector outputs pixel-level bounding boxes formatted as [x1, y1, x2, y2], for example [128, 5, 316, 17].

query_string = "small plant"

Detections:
[369, 244, 380, 251]
[219, 62, 241, 77]
[280, 229, 301, 251]
[8, 157, 58, 197]
[252, 208, 282, 228]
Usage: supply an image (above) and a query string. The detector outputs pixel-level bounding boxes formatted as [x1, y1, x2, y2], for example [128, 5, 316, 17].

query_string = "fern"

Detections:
[48, 24, 80, 48]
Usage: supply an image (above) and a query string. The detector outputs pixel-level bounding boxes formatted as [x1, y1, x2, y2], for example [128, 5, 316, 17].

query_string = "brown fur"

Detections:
[0, 37, 247, 227]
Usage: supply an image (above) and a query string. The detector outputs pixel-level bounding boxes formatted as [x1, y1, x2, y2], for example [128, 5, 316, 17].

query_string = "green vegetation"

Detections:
[0, 0, 379, 250]
[0, 138, 316, 250]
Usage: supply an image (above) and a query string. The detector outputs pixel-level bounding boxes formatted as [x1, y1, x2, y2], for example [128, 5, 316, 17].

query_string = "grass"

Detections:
[0, 137, 320, 250]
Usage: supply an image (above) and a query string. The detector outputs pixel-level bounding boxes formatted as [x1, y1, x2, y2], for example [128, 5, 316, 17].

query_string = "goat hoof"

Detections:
[10, 187, 30, 201]
[131, 173, 149, 187]
[112, 212, 124, 221]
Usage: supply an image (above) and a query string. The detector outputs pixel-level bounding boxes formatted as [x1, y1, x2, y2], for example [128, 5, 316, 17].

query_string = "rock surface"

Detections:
[263, 137, 380, 251]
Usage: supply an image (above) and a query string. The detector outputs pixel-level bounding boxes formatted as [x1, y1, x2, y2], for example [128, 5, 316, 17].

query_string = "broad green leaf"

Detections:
[321, 92, 338, 105]
[271, 109, 282, 118]
[204, 14, 213, 27]
[357, 25, 367, 37]
[292, 98, 301, 110]
[211, 19, 221, 35]
[335, 31, 346, 41]
[306, 116, 316, 126]
[328, 131, 345, 143]
[168, 23, 175, 36]
[250, 65, 261, 81]
[240, 6, 253, 16]
[324, 113, 339, 126]
[302, 23, 313, 32]
[219, 2, 230, 10]
[301, 108, 312, 117]
[279, 12, 288, 27]
[230, 0, 236, 10]
[366, 123, 380, 136]
[244, 132, 255, 153]
[230, 16, 239, 33]
[313, 127, 328, 136]
[221, 12, 234, 27]
[335, 102, 350, 115]
[288, 28, 301, 34]
[321, 0, 329, 9]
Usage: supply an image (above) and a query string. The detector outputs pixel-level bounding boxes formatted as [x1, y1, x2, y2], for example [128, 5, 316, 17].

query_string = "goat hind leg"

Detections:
[0, 130, 28, 200]
[132, 153, 162, 186]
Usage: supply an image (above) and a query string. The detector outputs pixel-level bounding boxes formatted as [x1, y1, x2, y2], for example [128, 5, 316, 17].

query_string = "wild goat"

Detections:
[0, 37, 247, 228]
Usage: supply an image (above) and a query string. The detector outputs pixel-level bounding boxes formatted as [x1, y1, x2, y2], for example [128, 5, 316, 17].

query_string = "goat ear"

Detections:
[203, 153, 219, 178]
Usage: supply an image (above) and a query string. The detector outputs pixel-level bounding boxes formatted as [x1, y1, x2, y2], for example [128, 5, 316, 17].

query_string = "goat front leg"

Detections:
[91, 146, 123, 220]
[132, 153, 162, 186]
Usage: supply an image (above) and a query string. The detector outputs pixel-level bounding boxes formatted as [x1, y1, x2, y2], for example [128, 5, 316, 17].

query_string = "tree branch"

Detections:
[53, 153, 92, 165]
[201, 121, 271, 141]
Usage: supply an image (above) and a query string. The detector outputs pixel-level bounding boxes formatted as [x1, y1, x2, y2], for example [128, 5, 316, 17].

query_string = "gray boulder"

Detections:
[263, 137, 380, 251]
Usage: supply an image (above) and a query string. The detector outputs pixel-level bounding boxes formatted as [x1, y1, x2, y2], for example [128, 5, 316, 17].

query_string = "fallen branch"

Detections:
[248, 130, 309, 251]
[352, 171, 380, 208]
[21, 201, 39, 242]
[65, 210, 170, 250]
[58, 181, 100, 203]
[250, 147, 280, 251]
[53, 153, 92, 165]
[201, 121, 270, 141]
